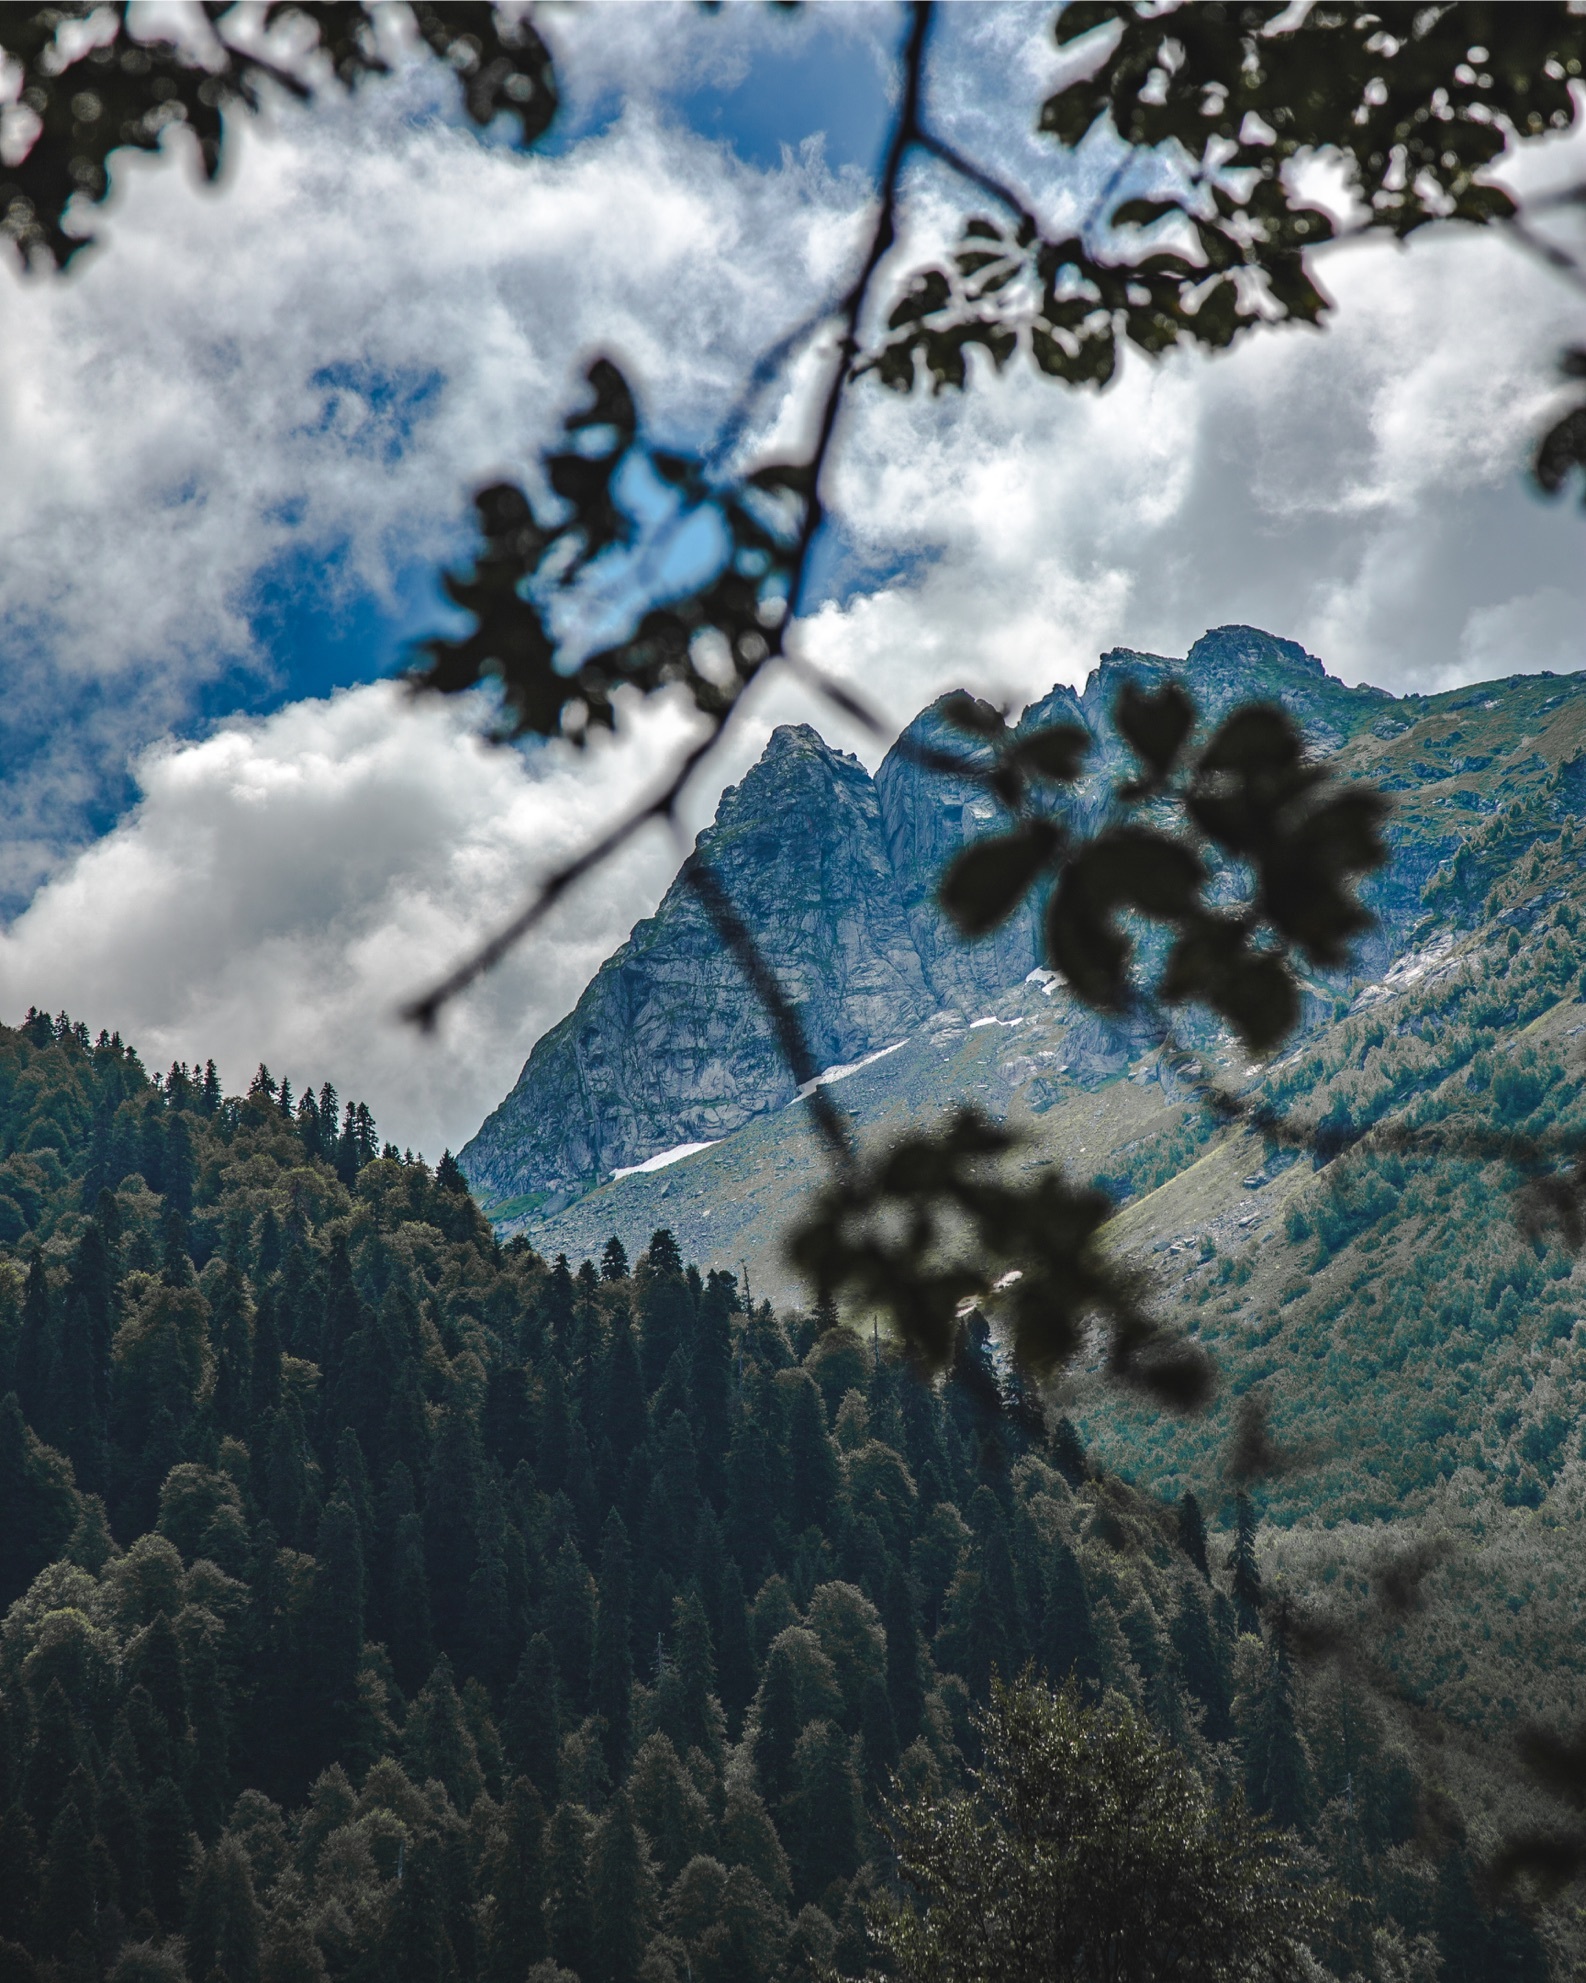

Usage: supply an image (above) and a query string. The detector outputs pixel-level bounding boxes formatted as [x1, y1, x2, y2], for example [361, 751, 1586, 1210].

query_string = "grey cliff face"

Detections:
[461, 625, 1493, 1212]
[462, 725, 933, 1208]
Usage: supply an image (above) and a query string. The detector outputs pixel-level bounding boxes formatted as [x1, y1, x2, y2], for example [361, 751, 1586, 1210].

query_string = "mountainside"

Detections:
[474, 636, 1586, 1543]
[0, 1013, 1576, 1983]
[463, 626, 1424, 1216]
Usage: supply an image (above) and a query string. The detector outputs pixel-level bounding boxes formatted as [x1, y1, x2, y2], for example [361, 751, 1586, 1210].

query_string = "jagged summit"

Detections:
[460, 626, 1489, 1215]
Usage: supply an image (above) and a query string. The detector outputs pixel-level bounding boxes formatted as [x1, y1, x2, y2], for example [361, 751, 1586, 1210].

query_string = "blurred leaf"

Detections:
[786, 1107, 1207, 1408]
[1115, 679, 1195, 788]
[0, 2, 561, 271]
[940, 821, 1064, 939]
[940, 692, 1006, 738]
[1011, 722, 1089, 783]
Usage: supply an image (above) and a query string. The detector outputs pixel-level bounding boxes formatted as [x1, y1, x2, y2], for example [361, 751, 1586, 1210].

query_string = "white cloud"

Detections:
[0, 685, 700, 1155]
[0, 53, 871, 890]
[2, 6, 1585, 1153]
[792, 203, 1586, 720]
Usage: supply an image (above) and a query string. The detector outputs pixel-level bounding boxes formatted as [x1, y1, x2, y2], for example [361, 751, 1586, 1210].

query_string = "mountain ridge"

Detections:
[463, 625, 1402, 1212]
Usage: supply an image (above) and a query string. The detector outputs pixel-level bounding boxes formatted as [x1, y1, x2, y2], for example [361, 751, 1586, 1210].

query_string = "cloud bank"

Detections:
[0, 685, 698, 1156]
[0, 4, 1583, 1155]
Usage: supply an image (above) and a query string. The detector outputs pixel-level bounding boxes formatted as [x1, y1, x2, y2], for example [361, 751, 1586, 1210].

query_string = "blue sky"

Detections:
[0, 1, 1582, 1151]
[0, 3, 912, 909]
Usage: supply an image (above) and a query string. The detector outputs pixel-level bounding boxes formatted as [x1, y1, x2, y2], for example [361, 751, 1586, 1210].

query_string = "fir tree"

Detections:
[503, 1636, 562, 1808]
[1176, 1491, 1210, 1580]
[882, 1564, 926, 1747]
[1231, 1492, 1264, 1636]
[600, 1236, 629, 1283]
[546, 1803, 594, 1983]
[1041, 1541, 1100, 1696]
[588, 1791, 653, 1983]
[590, 1510, 634, 1779]
[485, 1779, 548, 1983]
[386, 1833, 457, 1983]
[751, 1640, 801, 1809]
[403, 1658, 484, 1814]
[185, 1837, 262, 1983]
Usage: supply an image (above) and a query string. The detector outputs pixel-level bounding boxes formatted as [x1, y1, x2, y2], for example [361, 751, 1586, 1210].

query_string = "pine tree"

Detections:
[859, 1675, 900, 1789]
[483, 1367, 534, 1474]
[425, 1408, 482, 1659]
[590, 1511, 634, 1780]
[97, 1763, 144, 1919]
[36, 1801, 94, 1961]
[0, 1805, 36, 1947]
[588, 1791, 653, 1983]
[303, 1494, 366, 1766]
[544, 1256, 577, 1362]
[788, 1721, 860, 1902]
[725, 1414, 778, 1587]
[547, 1803, 594, 1983]
[386, 1503, 436, 1698]
[185, 1633, 232, 1842]
[1231, 1492, 1264, 1636]
[786, 1374, 839, 1532]
[485, 1779, 548, 1983]
[209, 1260, 253, 1439]
[1248, 1633, 1314, 1832]
[1041, 1541, 1100, 1695]
[143, 1777, 194, 1932]
[545, 1539, 595, 1723]
[881, 1564, 926, 1747]
[600, 1236, 629, 1283]
[185, 1836, 262, 1983]
[503, 1635, 562, 1807]
[386, 1832, 457, 1983]
[637, 1237, 689, 1389]
[751, 1640, 801, 1808]
[1176, 1490, 1210, 1579]
[714, 1561, 758, 1739]
[1171, 1587, 1233, 1745]
[403, 1657, 484, 1813]
[537, 1359, 571, 1493]
[14, 1255, 53, 1435]
[656, 1589, 721, 1763]
[629, 1735, 710, 1888]
[691, 1272, 735, 1494]
[164, 1111, 196, 1220]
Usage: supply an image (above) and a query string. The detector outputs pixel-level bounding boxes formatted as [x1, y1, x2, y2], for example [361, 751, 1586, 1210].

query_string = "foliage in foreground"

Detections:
[874, 1676, 1316, 1983]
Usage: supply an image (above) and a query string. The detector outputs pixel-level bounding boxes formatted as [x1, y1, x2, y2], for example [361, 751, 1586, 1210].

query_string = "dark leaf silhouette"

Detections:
[0, 3, 559, 272]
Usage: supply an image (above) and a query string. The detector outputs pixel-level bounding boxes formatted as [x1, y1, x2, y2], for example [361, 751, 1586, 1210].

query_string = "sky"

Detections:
[0, 1, 1583, 1156]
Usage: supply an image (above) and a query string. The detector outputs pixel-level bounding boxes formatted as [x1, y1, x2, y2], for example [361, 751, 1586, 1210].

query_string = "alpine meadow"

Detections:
[2, 7, 1586, 1983]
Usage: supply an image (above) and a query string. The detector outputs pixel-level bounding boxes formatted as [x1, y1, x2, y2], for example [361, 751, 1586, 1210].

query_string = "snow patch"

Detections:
[612, 1140, 718, 1180]
[793, 1038, 909, 1101]
[971, 1015, 1025, 1029]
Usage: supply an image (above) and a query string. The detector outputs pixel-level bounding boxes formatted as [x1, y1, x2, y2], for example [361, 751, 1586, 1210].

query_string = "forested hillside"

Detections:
[0, 1009, 1563, 1983]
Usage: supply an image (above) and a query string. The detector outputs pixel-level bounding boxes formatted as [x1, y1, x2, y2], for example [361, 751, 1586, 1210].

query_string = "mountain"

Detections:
[467, 631, 1586, 1542]
[463, 626, 1421, 1216]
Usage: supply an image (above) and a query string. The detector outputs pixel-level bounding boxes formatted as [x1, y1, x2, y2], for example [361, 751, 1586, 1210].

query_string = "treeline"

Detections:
[0, 1011, 1555, 1983]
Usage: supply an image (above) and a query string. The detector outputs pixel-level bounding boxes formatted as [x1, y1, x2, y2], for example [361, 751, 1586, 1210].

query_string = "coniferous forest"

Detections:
[0, 1008, 1561, 1983]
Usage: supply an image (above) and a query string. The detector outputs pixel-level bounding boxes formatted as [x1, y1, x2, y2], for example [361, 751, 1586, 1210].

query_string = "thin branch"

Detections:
[403, 1, 936, 1032]
[1502, 208, 1586, 298]
[682, 857, 855, 1172]
[402, 719, 726, 1029]
[913, 129, 1042, 237]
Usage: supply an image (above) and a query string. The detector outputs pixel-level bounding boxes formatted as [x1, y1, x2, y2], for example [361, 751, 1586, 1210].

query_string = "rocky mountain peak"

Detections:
[462, 625, 1501, 1215]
